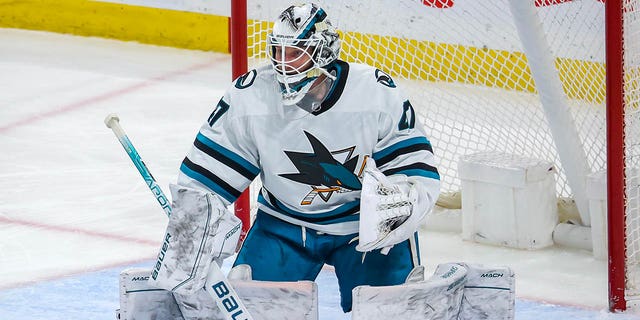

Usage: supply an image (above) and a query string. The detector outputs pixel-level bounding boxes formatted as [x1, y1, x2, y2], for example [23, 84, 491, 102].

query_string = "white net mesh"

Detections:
[242, 0, 639, 303]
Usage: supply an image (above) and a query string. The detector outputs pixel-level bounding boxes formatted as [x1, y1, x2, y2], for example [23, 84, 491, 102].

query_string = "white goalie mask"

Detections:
[268, 3, 341, 106]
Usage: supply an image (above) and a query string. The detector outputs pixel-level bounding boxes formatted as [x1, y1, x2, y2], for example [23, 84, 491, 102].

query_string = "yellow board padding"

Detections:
[0, 0, 229, 52]
[340, 32, 606, 104]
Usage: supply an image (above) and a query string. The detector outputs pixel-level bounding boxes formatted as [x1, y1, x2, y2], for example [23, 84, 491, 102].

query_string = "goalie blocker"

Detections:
[148, 184, 242, 295]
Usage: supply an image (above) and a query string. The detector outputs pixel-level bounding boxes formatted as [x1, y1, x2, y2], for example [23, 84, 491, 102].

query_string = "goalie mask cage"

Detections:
[230, 0, 640, 312]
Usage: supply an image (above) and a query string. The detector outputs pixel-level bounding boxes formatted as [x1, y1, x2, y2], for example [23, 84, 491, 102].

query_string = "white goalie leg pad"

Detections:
[149, 184, 242, 296]
[230, 276, 318, 320]
[457, 263, 515, 320]
[173, 264, 318, 320]
[117, 268, 184, 320]
[172, 289, 218, 320]
[352, 263, 467, 320]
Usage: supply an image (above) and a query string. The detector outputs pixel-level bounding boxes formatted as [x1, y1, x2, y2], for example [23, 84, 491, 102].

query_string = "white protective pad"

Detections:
[352, 263, 467, 320]
[117, 268, 184, 320]
[357, 160, 432, 252]
[149, 184, 242, 296]
[458, 263, 515, 320]
[173, 265, 319, 320]
[117, 266, 318, 320]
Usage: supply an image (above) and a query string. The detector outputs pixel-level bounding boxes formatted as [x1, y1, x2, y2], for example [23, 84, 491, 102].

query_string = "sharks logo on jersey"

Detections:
[280, 131, 367, 205]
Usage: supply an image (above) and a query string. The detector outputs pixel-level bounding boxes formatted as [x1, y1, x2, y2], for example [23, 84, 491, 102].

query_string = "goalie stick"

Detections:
[105, 113, 254, 320]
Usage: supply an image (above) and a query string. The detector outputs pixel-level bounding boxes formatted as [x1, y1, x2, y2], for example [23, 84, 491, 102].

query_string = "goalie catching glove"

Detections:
[148, 184, 242, 296]
[357, 160, 433, 253]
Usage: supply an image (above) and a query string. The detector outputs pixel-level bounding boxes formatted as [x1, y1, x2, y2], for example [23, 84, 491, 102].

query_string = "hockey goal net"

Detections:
[231, 0, 640, 311]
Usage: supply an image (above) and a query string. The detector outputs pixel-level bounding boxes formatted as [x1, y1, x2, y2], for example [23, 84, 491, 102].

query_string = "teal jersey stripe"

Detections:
[389, 168, 440, 180]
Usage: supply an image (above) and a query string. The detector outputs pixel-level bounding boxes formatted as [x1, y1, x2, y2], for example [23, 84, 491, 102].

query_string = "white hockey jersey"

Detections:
[177, 60, 440, 235]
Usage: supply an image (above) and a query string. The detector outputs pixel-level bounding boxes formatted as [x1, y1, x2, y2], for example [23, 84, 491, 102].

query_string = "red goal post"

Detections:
[230, 0, 250, 242]
[231, 0, 639, 312]
[606, 0, 626, 312]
